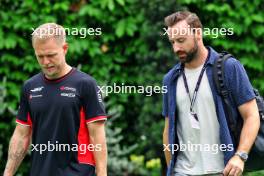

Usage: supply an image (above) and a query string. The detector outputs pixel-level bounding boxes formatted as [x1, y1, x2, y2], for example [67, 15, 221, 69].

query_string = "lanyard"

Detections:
[181, 57, 209, 121]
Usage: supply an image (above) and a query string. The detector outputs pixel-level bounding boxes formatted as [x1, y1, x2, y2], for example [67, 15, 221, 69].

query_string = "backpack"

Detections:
[213, 52, 264, 171]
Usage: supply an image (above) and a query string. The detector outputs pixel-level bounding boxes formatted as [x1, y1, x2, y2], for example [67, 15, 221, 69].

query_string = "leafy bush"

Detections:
[0, 0, 263, 175]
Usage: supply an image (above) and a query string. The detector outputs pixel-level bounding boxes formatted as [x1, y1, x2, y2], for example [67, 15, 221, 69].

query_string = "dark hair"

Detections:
[164, 11, 202, 29]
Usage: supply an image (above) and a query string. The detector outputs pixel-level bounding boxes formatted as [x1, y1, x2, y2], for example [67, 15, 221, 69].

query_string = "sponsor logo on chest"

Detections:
[61, 93, 76, 97]
[60, 86, 76, 92]
[30, 86, 44, 92]
[60, 86, 76, 98]
[29, 86, 44, 99]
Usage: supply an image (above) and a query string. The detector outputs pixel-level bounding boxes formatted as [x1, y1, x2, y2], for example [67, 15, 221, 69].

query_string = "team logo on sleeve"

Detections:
[97, 90, 102, 102]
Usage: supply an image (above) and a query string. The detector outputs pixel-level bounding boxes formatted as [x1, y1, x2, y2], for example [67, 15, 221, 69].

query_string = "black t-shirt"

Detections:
[16, 68, 106, 176]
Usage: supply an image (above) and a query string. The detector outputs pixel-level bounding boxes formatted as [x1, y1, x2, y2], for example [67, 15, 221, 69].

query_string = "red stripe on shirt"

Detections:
[77, 107, 95, 165]
[16, 112, 32, 126]
[86, 116, 107, 123]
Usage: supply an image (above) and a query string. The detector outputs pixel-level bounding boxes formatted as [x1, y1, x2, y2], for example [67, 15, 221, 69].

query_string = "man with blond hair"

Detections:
[4, 23, 107, 176]
[162, 11, 260, 176]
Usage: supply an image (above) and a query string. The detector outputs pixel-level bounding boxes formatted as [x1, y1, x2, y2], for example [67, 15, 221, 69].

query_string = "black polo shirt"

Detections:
[16, 68, 106, 176]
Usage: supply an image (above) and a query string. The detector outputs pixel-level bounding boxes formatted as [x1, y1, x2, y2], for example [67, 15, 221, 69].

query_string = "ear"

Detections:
[62, 43, 68, 54]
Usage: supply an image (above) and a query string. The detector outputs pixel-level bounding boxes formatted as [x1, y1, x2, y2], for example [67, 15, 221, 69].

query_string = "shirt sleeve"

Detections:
[81, 77, 107, 123]
[16, 84, 32, 126]
[225, 58, 255, 107]
[162, 76, 169, 117]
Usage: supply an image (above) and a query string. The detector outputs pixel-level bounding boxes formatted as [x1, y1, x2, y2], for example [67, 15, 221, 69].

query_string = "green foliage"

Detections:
[245, 170, 264, 176]
[0, 0, 263, 175]
[106, 105, 140, 175]
[193, 0, 264, 92]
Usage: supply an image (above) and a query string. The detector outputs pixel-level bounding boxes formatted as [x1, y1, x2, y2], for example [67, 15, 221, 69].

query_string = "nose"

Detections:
[173, 43, 181, 53]
[41, 57, 50, 65]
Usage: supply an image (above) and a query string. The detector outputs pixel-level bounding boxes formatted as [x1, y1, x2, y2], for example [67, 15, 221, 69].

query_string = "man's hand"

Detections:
[223, 155, 244, 176]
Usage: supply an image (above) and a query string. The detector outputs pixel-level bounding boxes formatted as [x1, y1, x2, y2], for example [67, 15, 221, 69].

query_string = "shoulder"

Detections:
[74, 69, 98, 86]
[224, 56, 242, 68]
[163, 63, 181, 85]
[224, 56, 246, 75]
[23, 73, 42, 89]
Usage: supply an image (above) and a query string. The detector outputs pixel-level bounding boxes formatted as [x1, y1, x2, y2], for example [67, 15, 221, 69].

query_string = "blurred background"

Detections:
[0, 0, 263, 175]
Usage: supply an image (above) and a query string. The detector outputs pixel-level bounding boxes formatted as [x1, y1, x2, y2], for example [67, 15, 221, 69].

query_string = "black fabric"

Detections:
[60, 163, 95, 176]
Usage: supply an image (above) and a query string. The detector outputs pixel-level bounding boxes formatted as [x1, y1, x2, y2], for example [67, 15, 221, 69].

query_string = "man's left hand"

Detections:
[223, 155, 244, 176]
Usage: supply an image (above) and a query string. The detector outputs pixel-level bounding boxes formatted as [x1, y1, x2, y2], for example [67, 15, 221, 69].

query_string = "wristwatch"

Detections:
[235, 151, 248, 162]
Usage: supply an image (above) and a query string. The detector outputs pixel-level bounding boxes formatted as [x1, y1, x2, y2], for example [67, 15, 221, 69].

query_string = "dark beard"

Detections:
[179, 39, 198, 64]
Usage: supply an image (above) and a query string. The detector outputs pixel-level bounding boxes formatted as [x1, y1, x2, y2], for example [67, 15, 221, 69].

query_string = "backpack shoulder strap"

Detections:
[213, 51, 240, 145]
[213, 51, 233, 96]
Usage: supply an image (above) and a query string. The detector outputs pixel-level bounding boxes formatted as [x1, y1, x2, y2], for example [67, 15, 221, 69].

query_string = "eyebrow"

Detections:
[37, 53, 57, 57]
[169, 37, 186, 41]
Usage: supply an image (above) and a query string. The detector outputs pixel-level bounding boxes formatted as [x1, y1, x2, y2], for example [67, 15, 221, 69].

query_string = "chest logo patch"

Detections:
[60, 86, 76, 92]
[30, 86, 44, 92]
[29, 94, 43, 99]
[61, 93, 75, 97]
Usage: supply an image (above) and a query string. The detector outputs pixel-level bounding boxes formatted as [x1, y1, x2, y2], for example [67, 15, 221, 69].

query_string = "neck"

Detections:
[58, 64, 72, 78]
[184, 46, 208, 69]
[45, 64, 72, 80]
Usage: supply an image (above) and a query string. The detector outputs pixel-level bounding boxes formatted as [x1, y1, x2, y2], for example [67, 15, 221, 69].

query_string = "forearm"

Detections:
[237, 115, 260, 153]
[163, 132, 171, 166]
[4, 133, 30, 176]
[88, 122, 107, 176]
[163, 118, 171, 166]
[92, 137, 107, 176]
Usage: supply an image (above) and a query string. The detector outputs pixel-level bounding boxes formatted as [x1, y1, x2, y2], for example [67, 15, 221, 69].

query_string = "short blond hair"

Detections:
[32, 23, 66, 46]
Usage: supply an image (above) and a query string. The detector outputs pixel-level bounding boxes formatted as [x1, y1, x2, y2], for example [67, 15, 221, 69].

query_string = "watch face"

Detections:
[237, 152, 248, 161]
[241, 153, 248, 160]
